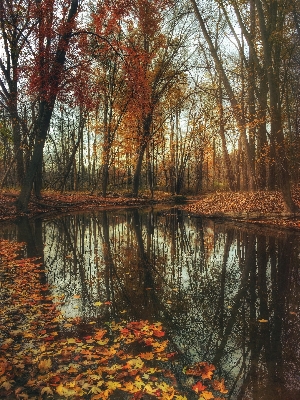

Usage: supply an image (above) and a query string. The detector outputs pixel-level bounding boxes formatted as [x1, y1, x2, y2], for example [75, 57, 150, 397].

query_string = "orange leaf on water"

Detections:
[192, 380, 206, 393]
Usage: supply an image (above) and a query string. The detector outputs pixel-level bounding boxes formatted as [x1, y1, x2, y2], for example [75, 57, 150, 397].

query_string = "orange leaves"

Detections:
[185, 362, 215, 380]
[0, 238, 229, 399]
[192, 380, 206, 393]
[186, 190, 295, 217]
[212, 378, 228, 394]
[184, 361, 227, 399]
[0, 358, 7, 377]
[94, 329, 107, 341]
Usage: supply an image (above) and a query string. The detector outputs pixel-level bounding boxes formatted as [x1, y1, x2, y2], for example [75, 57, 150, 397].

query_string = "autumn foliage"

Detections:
[0, 239, 228, 399]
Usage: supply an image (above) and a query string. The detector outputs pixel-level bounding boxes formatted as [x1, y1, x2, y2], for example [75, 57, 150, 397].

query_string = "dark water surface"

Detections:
[1, 207, 300, 399]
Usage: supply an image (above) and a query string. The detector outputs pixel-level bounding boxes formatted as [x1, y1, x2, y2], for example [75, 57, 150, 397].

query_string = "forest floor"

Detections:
[0, 188, 299, 230]
[183, 187, 300, 231]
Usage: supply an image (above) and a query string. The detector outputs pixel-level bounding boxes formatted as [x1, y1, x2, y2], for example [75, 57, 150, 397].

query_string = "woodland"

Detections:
[0, 0, 299, 217]
[0, 1, 300, 399]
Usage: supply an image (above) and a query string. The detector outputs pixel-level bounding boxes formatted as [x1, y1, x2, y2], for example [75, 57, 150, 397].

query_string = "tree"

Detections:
[0, 0, 35, 185]
[120, 0, 190, 196]
[16, 0, 80, 211]
[189, 0, 299, 213]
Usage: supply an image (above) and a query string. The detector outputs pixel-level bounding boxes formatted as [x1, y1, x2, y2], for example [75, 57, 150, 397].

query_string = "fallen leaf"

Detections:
[212, 378, 228, 393]
[38, 358, 52, 373]
[41, 386, 54, 395]
[192, 380, 206, 393]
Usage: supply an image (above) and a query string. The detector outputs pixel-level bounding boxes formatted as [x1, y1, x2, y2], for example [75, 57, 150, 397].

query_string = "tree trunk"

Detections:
[60, 114, 85, 193]
[132, 140, 147, 197]
[132, 114, 152, 197]
[255, 0, 298, 212]
[16, 102, 52, 211]
[15, 0, 79, 212]
[218, 82, 236, 190]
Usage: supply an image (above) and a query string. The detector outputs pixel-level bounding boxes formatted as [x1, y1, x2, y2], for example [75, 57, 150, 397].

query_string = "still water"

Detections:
[1, 207, 300, 399]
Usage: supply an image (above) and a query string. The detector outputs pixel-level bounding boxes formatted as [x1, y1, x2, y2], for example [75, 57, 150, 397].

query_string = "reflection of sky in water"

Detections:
[1, 208, 299, 399]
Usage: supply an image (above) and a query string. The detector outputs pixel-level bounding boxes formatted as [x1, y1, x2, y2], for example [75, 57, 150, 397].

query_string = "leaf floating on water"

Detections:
[199, 391, 214, 400]
[192, 380, 206, 393]
[212, 378, 228, 393]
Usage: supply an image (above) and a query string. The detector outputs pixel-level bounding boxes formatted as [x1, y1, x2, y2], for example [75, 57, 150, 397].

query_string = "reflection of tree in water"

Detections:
[171, 224, 300, 400]
[1, 209, 299, 399]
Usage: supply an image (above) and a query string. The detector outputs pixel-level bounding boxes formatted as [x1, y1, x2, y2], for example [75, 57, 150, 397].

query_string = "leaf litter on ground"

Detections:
[0, 239, 227, 399]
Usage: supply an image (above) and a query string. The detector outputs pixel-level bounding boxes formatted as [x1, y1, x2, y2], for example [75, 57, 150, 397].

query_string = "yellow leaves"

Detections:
[106, 380, 121, 390]
[122, 381, 137, 393]
[0, 379, 13, 391]
[0, 239, 230, 400]
[89, 385, 102, 394]
[38, 358, 52, 373]
[56, 383, 77, 397]
[152, 340, 168, 353]
[67, 338, 77, 344]
[41, 386, 54, 396]
[97, 338, 109, 345]
[1, 338, 13, 349]
[127, 357, 144, 369]
[199, 391, 214, 400]
[94, 301, 103, 307]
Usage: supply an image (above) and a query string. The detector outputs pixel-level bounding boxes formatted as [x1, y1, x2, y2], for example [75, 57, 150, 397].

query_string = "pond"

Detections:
[1, 206, 300, 399]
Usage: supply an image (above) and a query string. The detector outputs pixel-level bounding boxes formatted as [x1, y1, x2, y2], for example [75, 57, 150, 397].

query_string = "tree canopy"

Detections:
[0, 0, 299, 212]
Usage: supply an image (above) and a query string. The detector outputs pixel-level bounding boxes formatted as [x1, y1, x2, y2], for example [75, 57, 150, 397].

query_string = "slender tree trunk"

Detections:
[60, 116, 85, 193]
[218, 82, 236, 190]
[132, 114, 152, 197]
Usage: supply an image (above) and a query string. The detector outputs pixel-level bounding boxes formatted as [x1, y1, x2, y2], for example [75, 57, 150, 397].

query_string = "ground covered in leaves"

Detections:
[184, 188, 300, 230]
[0, 240, 228, 399]
[0, 190, 172, 222]
[0, 188, 299, 230]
